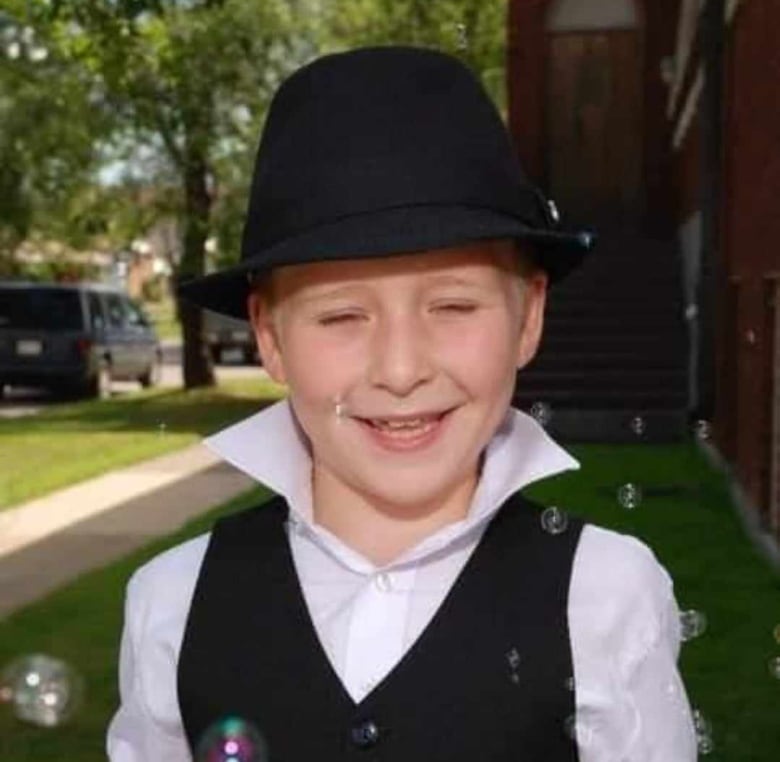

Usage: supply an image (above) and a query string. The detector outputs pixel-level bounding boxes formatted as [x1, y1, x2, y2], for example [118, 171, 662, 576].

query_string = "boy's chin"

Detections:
[355, 471, 476, 517]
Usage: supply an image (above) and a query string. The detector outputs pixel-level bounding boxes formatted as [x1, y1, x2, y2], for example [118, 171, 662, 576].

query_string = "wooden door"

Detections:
[546, 30, 644, 229]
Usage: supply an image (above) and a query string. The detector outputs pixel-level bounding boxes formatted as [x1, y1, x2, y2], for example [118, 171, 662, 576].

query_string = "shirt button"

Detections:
[374, 572, 392, 592]
[350, 719, 380, 748]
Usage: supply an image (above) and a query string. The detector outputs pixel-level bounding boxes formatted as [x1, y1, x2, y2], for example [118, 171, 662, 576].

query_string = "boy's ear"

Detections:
[515, 272, 548, 370]
[246, 290, 287, 385]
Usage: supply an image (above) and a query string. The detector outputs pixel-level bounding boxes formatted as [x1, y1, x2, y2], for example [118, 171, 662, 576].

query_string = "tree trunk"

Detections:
[178, 144, 216, 389]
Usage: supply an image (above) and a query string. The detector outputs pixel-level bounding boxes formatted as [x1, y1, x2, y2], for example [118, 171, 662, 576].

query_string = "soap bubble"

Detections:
[679, 609, 707, 641]
[617, 482, 642, 509]
[697, 734, 715, 755]
[629, 415, 645, 436]
[692, 708, 712, 736]
[769, 657, 780, 680]
[693, 708, 714, 754]
[0, 654, 84, 727]
[540, 506, 568, 535]
[692, 419, 711, 440]
[563, 714, 594, 748]
[157, 421, 167, 436]
[196, 716, 269, 762]
[529, 401, 552, 427]
[332, 395, 350, 421]
[772, 623, 780, 645]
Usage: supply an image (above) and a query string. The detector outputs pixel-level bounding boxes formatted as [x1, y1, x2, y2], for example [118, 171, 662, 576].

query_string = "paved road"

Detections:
[0, 342, 264, 419]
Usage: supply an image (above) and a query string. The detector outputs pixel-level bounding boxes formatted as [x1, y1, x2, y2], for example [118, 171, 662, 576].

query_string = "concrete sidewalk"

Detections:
[0, 445, 255, 618]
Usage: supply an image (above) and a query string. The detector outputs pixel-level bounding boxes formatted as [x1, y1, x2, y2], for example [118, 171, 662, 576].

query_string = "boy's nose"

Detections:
[366, 314, 435, 396]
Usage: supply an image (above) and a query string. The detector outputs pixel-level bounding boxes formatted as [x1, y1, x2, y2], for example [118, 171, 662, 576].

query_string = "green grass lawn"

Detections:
[0, 378, 286, 511]
[0, 438, 779, 760]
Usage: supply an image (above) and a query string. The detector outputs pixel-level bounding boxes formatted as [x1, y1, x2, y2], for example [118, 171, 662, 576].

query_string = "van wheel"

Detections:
[139, 353, 162, 388]
[87, 362, 112, 400]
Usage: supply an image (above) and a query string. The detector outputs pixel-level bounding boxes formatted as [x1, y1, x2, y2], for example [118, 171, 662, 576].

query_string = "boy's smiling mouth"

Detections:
[353, 408, 456, 450]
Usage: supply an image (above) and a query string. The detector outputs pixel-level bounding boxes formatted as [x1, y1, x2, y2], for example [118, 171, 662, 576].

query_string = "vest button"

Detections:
[350, 719, 380, 748]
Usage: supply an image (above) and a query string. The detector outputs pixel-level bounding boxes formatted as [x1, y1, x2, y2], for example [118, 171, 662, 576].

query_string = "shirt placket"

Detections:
[343, 566, 416, 702]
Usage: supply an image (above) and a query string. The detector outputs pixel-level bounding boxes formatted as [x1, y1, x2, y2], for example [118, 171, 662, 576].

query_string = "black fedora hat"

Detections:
[178, 45, 595, 319]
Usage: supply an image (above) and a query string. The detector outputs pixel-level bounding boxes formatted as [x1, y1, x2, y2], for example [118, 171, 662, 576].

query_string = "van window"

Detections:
[0, 287, 83, 331]
[123, 298, 146, 327]
[87, 291, 105, 331]
[103, 293, 126, 329]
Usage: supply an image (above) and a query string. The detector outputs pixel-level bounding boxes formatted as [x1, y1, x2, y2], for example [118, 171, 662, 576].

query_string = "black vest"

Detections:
[178, 492, 584, 761]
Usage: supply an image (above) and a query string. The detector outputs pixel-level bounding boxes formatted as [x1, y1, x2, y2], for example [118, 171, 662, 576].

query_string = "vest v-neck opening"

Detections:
[282, 501, 492, 710]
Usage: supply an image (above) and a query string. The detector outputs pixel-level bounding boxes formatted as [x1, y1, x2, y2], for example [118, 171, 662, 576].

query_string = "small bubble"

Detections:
[769, 656, 780, 680]
[506, 648, 521, 670]
[617, 482, 642, 509]
[0, 654, 84, 728]
[157, 421, 167, 436]
[333, 396, 350, 421]
[541, 506, 568, 535]
[692, 419, 711, 440]
[629, 415, 645, 436]
[679, 609, 707, 641]
[692, 708, 712, 737]
[196, 716, 268, 762]
[529, 401, 552, 427]
[772, 623, 780, 645]
[697, 734, 715, 755]
[563, 714, 594, 747]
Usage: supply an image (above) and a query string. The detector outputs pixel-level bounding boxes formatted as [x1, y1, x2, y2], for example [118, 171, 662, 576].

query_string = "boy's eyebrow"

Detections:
[294, 284, 366, 304]
[423, 273, 483, 288]
[298, 273, 485, 302]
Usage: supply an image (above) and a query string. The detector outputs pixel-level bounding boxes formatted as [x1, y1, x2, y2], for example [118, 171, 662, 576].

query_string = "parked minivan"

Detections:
[203, 308, 259, 365]
[0, 281, 162, 399]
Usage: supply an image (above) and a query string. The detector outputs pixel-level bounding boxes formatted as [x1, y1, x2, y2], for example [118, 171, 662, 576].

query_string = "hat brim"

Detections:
[178, 205, 595, 320]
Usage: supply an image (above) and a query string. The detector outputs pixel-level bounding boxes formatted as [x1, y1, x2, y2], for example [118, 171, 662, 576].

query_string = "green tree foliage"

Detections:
[317, 0, 508, 114]
[2, 0, 509, 387]
[42, 0, 314, 387]
[0, 0, 108, 273]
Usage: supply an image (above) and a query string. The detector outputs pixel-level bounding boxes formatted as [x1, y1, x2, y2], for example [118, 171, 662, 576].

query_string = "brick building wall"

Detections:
[719, 0, 780, 527]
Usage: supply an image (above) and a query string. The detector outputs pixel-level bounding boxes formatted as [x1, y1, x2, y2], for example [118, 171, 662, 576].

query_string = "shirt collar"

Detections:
[204, 398, 580, 569]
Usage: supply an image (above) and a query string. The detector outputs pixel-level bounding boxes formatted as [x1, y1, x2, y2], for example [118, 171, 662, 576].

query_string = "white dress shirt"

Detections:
[107, 399, 697, 761]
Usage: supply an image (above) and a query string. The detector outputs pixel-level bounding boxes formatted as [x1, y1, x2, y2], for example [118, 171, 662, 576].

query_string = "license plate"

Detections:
[16, 339, 42, 356]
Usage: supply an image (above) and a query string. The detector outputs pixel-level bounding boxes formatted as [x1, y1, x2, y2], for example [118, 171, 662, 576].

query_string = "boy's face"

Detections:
[247, 238, 547, 513]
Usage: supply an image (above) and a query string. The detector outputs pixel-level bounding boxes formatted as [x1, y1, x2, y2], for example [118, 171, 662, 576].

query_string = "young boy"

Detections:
[107, 46, 697, 761]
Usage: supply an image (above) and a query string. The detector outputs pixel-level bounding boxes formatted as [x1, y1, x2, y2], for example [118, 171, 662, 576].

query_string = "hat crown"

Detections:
[241, 46, 542, 260]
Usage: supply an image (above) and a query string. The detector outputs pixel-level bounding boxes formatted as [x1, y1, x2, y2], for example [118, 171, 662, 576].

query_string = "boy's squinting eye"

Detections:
[317, 311, 365, 326]
[433, 301, 478, 314]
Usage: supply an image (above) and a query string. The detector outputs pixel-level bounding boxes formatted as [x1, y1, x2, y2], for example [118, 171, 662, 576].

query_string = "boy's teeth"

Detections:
[378, 418, 423, 428]
[369, 415, 439, 431]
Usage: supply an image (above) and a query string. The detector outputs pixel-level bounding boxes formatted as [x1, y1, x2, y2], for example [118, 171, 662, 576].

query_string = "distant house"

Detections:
[507, 0, 779, 539]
